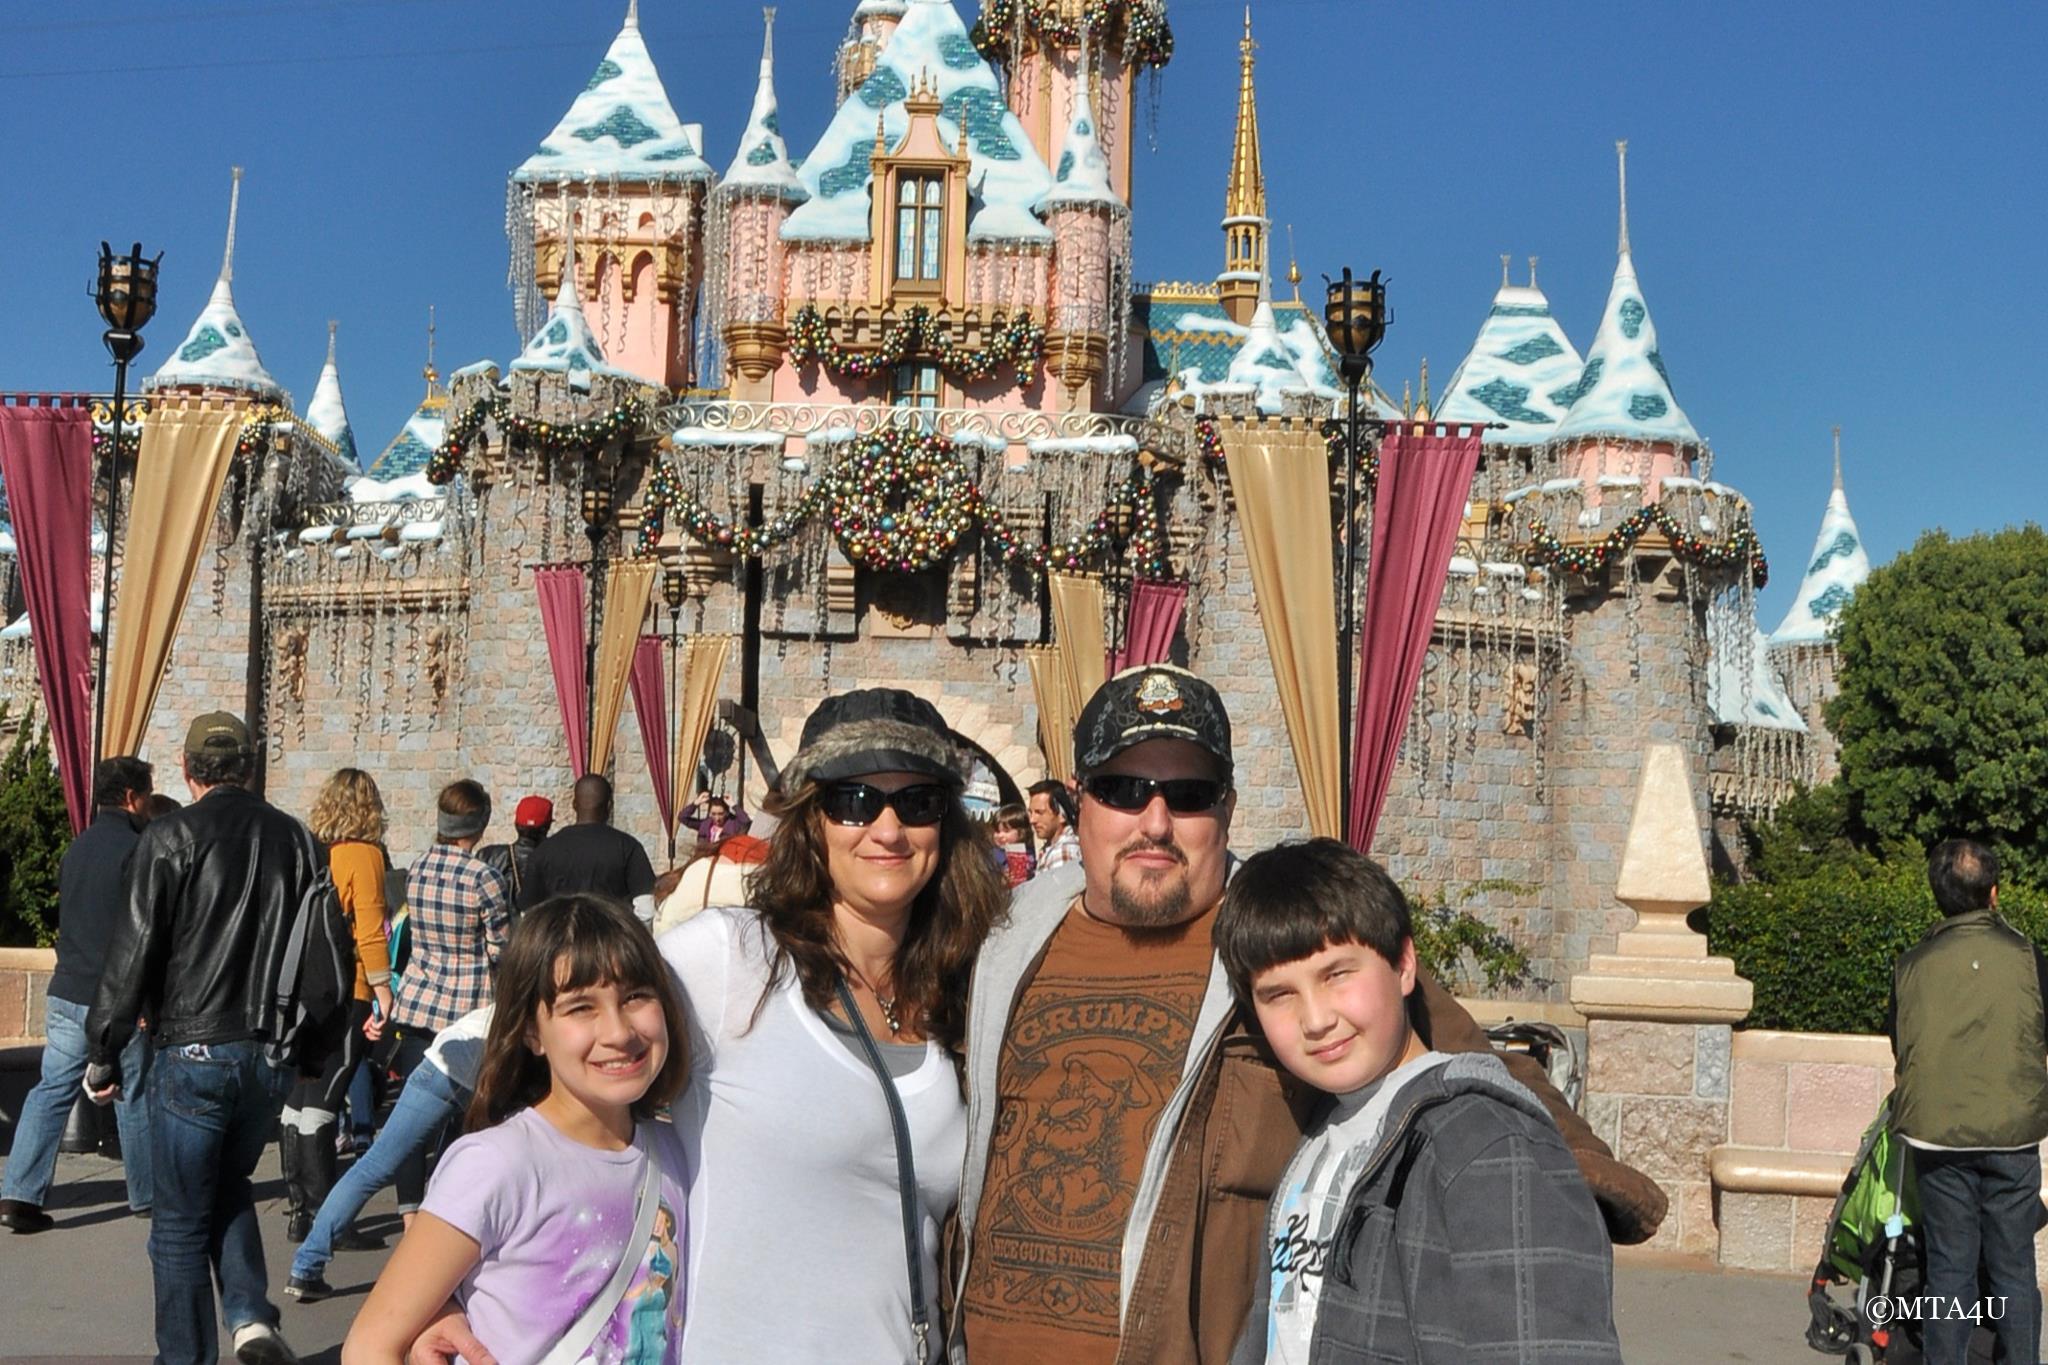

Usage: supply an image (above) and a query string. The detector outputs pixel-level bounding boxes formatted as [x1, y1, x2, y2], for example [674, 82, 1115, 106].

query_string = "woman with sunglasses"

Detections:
[660, 688, 1006, 1362]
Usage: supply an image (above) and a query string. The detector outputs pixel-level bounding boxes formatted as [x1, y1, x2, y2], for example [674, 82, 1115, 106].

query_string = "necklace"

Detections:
[873, 990, 903, 1036]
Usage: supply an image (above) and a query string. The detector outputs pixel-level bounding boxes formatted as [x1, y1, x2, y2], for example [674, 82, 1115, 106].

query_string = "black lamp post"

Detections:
[661, 565, 685, 862]
[1322, 266, 1390, 826]
[90, 242, 162, 775]
[579, 474, 614, 776]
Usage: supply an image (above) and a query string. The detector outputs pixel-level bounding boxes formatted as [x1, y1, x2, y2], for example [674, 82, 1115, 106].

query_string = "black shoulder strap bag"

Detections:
[834, 976, 934, 1363]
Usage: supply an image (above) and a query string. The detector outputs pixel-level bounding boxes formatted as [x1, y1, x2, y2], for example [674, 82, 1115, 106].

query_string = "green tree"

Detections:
[1829, 525, 2048, 879]
[0, 710, 74, 948]
[1742, 781, 1881, 884]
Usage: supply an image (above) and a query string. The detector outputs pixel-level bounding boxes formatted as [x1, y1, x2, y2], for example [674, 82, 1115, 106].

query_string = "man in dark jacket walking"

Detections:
[519, 775, 655, 923]
[1888, 839, 2048, 1365]
[84, 712, 322, 1365]
[0, 757, 156, 1233]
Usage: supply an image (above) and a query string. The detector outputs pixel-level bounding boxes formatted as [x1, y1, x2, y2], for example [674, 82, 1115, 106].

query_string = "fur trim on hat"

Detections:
[783, 717, 964, 791]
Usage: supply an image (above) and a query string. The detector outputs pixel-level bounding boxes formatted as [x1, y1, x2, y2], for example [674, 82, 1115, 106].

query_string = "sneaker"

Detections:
[230, 1322, 300, 1365]
[283, 1273, 332, 1304]
[0, 1199, 54, 1234]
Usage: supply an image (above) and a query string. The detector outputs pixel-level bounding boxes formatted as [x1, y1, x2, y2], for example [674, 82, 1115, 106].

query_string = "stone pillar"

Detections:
[1571, 742, 1753, 1259]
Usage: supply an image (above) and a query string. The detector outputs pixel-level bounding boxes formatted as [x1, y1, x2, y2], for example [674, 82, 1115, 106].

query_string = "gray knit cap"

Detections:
[437, 798, 492, 842]
[782, 689, 964, 791]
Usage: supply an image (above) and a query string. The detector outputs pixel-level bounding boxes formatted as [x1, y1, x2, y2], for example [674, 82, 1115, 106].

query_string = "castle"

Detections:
[5, 0, 1875, 999]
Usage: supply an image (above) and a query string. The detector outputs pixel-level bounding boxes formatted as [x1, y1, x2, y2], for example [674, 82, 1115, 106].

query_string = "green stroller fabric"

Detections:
[1827, 1095, 1919, 1282]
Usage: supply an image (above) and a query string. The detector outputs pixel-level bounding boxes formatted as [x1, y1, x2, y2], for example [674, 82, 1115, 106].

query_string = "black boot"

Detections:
[303, 1122, 380, 1252]
[277, 1121, 307, 1242]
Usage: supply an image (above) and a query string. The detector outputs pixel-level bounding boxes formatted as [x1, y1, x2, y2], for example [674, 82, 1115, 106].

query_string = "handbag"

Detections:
[536, 1122, 669, 1365]
[834, 976, 934, 1363]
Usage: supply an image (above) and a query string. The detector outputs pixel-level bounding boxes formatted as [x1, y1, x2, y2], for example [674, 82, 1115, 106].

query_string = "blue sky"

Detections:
[4, 0, 2042, 629]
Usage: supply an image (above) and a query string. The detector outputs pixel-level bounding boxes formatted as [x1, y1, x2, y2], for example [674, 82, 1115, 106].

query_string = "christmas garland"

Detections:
[788, 305, 1045, 392]
[1192, 415, 1381, 486]
[972, 0, 1176, 70]
[638, 426, 1170, 578]
[1519, 503, 1769, 588]
[425, 395, 647, 484]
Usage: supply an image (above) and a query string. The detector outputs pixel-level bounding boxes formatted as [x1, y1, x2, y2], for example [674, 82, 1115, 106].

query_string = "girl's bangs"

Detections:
[543, 905, 663, 1003]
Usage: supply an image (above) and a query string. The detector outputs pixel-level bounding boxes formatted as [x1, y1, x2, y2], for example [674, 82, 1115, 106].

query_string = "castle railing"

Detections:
[653, 398, 1192, 465]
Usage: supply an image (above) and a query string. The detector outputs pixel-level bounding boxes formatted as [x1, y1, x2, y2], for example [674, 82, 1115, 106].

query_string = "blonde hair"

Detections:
[309, 767, 387, 845]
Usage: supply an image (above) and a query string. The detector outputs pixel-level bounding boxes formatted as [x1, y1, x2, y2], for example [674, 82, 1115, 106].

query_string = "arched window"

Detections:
[895, 174, 944, 285]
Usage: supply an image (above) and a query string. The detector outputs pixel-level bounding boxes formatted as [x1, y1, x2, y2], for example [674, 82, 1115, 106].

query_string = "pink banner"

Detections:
[1347, 424, 1485, 851]
[0, 399, 96, 831]
[535, 565, 589, 775]
[1110, 578, 1188, 674]
[628, 635, 672, 837]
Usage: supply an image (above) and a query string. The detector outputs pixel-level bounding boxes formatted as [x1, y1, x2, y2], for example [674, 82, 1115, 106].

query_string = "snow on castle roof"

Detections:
[512, 4, 712, 185]
[1550, 249, 1700, 446]
[364, 400, 447, 481]
[1770, 464, 1871, 647]
[1040, 70, 1124, 214]
[781, 0, 1053, 244]
[1709, 615, 1808, 732]
[304, 325, 359, 468]
[720, 9, 806, 200]
[508, 260, 637, 391]
[1435, 277, 1585, 445]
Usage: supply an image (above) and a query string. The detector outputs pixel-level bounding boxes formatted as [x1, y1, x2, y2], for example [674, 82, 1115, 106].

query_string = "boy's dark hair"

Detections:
[467, 894, 691, 1131]
[1928, 838, 1999, 916]
[1215, 838, 1412, 1000]
[93, 756, 152, 809]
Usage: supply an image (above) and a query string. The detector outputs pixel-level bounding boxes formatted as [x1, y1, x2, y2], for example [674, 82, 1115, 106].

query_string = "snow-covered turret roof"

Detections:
[1435, 267, 1584, 445]
[1709, 618, 1808, 732]
[782, 0, 1053, 244]
[1552, 144, 1698, 447]
[364, 398, 448, 481]
[721, 8, 806, 200]
[146, 169, 286, 403]
[1040, 61, 1124, 214]
[1216, 289, 1338, 414]
[1770, 445, 1872, 646]
[509, 255, 636, 391]
[304, 322, 359, 468]
[512, 1, 712, 185]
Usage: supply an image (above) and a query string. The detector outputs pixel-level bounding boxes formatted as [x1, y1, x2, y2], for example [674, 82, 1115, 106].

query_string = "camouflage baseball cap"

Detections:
[1072, 665, 1232, 780]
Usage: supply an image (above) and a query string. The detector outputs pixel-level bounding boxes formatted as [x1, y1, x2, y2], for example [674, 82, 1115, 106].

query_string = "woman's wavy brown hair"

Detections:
[308, 767, 387, 846]
[467, 894, 690, 1132]
[748, 778, 1006, 1057]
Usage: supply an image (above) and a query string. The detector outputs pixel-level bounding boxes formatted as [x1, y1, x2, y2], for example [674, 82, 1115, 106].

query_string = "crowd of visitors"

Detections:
[0, 664, 2033, 1365]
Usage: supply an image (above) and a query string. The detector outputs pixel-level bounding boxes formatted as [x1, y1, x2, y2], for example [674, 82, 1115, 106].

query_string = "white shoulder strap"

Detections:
[537, 1125, 665, 1365]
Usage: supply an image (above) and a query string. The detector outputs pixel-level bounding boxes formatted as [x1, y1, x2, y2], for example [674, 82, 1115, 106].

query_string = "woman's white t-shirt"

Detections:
[659, 906, 963, 1362]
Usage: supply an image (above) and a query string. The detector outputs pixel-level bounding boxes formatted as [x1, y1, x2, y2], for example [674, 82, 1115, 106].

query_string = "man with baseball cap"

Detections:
[476, 794, 553, 922]
[950, 666, 1667, 1365]
[85, 711, 323, 1365]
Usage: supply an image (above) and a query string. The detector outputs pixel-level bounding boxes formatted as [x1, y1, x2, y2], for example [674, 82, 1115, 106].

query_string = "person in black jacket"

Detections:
[0, 757, 155, 1234]
[84, 712, 321, 1365]
[518, 775, 655, 923]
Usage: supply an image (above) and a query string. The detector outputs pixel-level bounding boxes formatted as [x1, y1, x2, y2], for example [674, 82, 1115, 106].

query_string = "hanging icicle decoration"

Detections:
[508, 181, 543, 341]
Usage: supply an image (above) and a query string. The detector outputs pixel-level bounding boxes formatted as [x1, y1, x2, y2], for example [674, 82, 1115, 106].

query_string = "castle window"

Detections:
[892, 362, 942, 410]
[895, 174, 944, 285]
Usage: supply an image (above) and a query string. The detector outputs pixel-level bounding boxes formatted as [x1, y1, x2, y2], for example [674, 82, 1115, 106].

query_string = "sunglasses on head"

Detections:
[819, 781, 953, 828]
[1082, 773, 1228, 815]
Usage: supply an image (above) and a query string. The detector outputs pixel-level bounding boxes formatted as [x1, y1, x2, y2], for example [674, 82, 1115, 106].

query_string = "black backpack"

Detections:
[264, 833, 358, 1074]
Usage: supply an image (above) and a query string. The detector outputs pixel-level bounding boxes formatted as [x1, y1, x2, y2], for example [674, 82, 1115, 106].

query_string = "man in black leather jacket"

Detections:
[85, 712, 321, 1365]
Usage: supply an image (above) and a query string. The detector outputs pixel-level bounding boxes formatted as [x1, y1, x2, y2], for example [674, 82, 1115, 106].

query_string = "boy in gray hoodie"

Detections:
[1216, 839, 1622, 1364]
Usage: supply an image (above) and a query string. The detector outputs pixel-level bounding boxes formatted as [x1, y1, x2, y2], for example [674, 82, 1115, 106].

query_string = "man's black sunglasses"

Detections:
[1082, 774, 1228, 815]
[819, 782, 953, 828]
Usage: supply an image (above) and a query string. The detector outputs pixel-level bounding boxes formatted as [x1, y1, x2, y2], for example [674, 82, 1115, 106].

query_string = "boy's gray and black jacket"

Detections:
[1228, 1052, 1622, 1365]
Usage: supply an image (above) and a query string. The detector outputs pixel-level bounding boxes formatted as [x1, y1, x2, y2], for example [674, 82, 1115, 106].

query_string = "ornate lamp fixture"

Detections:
[1322, 267, 1389, 381]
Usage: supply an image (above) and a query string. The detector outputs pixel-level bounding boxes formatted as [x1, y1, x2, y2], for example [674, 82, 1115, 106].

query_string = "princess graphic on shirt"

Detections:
[613, 1204, 680, 1365]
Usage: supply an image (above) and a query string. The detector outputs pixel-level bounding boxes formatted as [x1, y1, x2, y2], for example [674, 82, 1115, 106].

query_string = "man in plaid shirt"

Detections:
[395, 779, 510, 1036]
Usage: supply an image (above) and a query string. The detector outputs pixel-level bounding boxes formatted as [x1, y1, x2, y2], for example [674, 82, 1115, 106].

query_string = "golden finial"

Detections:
[1401, 378, 1413, 418]
[222, 165, 244, 284]
[422, 304, 439, 395]
[1286, 225, 1302, 302]
[1417, 357, 1431, 419]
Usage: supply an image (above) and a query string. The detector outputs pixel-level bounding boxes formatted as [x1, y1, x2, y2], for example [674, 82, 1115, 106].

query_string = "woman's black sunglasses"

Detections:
[819, 782, 953, 828]
[1082, 774, 1228, 815]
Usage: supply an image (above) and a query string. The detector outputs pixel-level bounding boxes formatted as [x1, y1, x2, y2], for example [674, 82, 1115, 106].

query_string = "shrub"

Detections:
[1408, 879, 1547, 997]
[0, 711, 73, 948]
[1706, 861, 2048, 1034]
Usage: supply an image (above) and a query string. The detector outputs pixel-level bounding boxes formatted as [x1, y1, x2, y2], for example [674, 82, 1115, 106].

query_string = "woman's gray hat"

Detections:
[783, 688, 964, 790]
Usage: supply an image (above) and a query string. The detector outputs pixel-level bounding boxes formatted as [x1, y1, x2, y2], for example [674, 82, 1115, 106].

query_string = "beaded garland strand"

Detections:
[1519, 503, 1769, 587]
[787, 306, 1046, 392]
[425, 395, 647, 484]
[638, 427, 1171, 579]
[1192, 415, 1382, 486]
[972, 0, 1176, 69]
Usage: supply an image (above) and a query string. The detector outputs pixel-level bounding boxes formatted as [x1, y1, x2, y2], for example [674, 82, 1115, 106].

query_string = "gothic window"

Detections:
[894, 174, 945, 285]
[892, 361, 942, 410]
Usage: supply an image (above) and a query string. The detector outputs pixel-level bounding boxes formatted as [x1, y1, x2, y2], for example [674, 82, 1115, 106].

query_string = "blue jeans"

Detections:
[2, 995, 153, 1211]
[292, 1060, 464, 1281]
[1915, 1145, 2042, 1365]
[148, 1039, 292, 1365]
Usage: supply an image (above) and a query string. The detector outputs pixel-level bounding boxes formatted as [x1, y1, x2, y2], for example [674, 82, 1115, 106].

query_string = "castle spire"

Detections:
[144, 166, 285, 403]
[1616, 138, 1631, 258]
[222, 165, 243, 283]
[306, 319, 359, 466]
[1218, 6, 1267, 325]
[1832, 424, 1843, 491]
[1500, 253, 1511, 289]
[624, 0, 639, 30]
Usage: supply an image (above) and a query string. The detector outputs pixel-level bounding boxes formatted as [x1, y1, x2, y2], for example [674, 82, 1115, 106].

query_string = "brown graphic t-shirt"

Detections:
[961, 899, 1215, 1365]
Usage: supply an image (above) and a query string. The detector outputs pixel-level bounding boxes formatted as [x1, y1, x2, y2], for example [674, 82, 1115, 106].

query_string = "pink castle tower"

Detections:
[508, 0, 714, 391]
[1041, 48, 1131, 410]
[715, 8, 807, 402]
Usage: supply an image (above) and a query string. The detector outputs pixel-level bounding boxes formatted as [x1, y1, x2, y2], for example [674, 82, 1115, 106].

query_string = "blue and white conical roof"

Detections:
[1435, 265, 1585, 444]
[1708, 613, 1808, 731]
[721, 9, 806, 200]
[304, 323, 359, 467]
[513, 1, 712, 184]
[1224, 283, 1338, 415]
[510, 249, 633, 392]
[1770, 446, 1871, 646]
[146, 170, 286, 403]
[1041, 59, 1124, 214]
[782, 0, 1053, 243]
[1552, 144, 1699, 447]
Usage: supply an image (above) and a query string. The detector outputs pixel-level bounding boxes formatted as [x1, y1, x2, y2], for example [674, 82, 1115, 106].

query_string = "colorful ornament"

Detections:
[787, 305, 1045, 392]
[971, 0, 1176, 70]
[1518, 503, 1769, 587]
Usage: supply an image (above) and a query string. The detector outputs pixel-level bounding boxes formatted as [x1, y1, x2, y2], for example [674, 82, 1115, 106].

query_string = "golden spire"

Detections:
[1286, 224, 1302, 303]
[1417, 357, 1432, 420]
[1218, 6, 1267, 324]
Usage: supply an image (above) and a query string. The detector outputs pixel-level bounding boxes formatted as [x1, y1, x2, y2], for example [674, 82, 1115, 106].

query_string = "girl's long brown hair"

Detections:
[468, 895, 690, 1132]
[748, 778, 1006, 1057]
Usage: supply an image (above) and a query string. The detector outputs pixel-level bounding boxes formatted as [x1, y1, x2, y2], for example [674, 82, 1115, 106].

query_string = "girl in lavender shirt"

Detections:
[345, 896, 693, 1365]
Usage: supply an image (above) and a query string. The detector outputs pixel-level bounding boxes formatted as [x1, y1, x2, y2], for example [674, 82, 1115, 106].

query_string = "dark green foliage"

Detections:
[1708, 861, 2048, 1034]
[0, 710, 73, 948]
[1407, 880, 1546, 996]
[1828, 526, 2048, 881]
[1742, 781, 1882, 884]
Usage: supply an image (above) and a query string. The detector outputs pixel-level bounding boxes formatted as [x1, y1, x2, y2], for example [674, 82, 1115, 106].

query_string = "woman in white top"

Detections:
[661, 688, 1006, 1363]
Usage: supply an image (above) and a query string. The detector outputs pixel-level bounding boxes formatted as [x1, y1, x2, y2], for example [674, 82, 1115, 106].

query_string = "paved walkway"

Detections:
[0, 1146, 1826, 1364]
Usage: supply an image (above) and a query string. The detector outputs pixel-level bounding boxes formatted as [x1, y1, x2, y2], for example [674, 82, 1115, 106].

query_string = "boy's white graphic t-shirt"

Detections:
[1261, 1051, 1450, 1365]
[423, 1107, 690, 1365]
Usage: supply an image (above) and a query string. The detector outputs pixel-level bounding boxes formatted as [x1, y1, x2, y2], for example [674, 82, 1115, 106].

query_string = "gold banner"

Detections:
[588, 559, 658, 776]
[1219, 418, 1342, 838]
[100, 400, 243, 759]
[1025, 645, 1075, 783]
[1048, 571, 1107, 717]
[673, 634, 734, 830]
